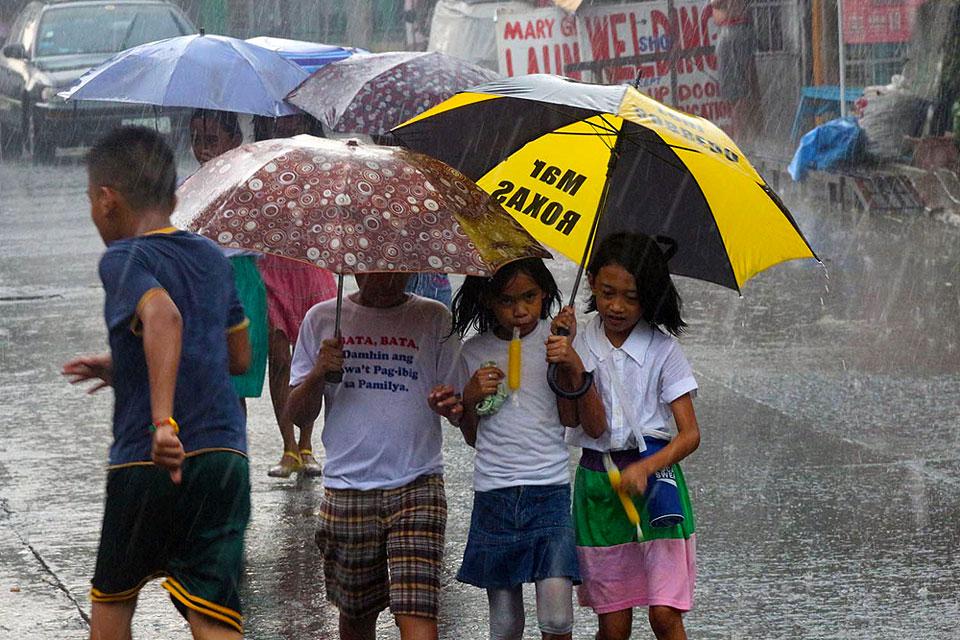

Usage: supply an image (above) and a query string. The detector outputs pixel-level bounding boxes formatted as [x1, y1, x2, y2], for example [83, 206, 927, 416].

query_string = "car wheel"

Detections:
[27, 106, 55, 164]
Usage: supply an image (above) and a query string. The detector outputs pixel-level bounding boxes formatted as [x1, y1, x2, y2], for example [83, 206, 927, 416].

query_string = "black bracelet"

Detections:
[547, 366, 594, 400]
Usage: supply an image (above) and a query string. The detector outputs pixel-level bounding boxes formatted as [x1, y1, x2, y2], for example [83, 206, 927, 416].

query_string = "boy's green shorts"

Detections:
[91, 451, 250, 633]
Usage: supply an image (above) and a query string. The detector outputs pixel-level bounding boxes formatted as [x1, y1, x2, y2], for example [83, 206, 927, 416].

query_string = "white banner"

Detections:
[496, 2, 730, 126]
[496, 7, 585, 80]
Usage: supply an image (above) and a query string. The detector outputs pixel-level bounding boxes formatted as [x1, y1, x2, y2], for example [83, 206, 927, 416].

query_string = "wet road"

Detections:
[0, 156, 958, 639]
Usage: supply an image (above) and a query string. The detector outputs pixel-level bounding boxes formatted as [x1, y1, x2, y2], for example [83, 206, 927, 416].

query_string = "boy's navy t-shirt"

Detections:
[99, 229, 248, 466]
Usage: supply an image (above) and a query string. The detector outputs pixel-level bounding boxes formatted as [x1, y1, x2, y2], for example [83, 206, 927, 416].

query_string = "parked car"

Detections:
[0, 0, 195, 161]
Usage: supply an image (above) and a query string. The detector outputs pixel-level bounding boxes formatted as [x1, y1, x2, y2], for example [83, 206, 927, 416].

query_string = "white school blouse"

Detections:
[565, 315, 698, 452]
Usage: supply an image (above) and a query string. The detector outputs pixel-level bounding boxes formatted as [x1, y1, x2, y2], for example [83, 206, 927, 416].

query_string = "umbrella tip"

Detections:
[199, 27, 205, 36]
[345, 139, 360, 148]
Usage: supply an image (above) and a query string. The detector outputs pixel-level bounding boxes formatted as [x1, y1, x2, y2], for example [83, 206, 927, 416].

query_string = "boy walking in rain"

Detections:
[287, 273, 457, 640]
[63, 126, 252, 639]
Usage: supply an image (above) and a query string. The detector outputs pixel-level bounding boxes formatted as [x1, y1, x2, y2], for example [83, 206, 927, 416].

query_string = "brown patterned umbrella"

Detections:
[173, 135, 550, 276]
[173, 136, 550, 378]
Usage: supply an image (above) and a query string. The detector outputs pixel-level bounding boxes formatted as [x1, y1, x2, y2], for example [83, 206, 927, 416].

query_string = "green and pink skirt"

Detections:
[573, 447, 696, 613]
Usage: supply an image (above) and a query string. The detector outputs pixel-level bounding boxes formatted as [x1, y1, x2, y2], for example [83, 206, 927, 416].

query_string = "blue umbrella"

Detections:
[60, 33, 308, 117]
[245, 36, 366, 75]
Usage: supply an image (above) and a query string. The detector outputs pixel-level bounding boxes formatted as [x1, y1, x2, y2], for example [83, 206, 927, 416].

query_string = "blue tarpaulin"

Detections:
[246, 37, 367, 74]
[788, 116, 863, 181]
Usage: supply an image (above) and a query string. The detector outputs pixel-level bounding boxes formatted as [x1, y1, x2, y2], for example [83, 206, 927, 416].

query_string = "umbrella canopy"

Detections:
[286, 51, 500, 137]
[245, 36, 367, 74]
[172, 135, 550, 276]
[391, 74, 818, 292]
[60, 33, 308, 117]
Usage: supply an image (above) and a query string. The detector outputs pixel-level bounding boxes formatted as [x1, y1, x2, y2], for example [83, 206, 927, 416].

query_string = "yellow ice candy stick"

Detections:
[508, 326, 522, 392]
[602, 452, 644, 540]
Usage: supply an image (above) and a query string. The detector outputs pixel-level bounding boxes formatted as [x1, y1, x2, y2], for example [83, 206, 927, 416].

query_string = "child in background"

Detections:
[565, 232, 701, 640]
[251, 113, 338, 478]
[429, 258, 603, 640]
[189, 109, 269, 414]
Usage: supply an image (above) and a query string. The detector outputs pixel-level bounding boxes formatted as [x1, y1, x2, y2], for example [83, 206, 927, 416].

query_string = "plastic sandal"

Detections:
[300, 449, 323, 478]
[268, 450, 302, 478]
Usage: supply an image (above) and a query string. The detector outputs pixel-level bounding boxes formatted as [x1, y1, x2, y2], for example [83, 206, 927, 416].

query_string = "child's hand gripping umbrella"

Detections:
[172, 135, 552, 382]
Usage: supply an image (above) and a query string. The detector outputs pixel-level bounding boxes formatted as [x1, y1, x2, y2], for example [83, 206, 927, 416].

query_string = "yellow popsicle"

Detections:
[508, 326, 522, 391]
[602, 453, 644, 540]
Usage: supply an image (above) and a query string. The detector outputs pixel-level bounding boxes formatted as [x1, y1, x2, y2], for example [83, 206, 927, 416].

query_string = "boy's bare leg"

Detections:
[648, 606, 686, 640]
[89, 599, 136, 640]
[395, 614, 437, 640]
[596, 609, 632, 640]
[187, 610, 241, 640]
[340, 612, 378, 640]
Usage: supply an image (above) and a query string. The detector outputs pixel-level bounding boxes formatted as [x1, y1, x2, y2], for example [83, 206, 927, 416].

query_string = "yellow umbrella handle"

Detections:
[602, 452, 644, 541]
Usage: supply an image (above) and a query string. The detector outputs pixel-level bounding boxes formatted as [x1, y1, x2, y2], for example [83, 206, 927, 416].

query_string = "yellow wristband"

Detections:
[150, 417, 179, 434]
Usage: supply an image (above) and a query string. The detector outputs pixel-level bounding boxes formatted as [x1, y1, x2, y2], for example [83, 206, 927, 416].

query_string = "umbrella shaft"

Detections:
[334, 274, 344, 338]
[325, 274, 346, 385]
[567, 133, 624, 308]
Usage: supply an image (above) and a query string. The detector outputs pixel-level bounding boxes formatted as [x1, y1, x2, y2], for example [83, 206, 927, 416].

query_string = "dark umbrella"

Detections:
[392, 73, 820, 396]
[285, 51, 500, 137]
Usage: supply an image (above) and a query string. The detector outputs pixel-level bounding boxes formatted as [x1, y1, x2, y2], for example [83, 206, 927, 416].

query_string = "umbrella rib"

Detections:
[618, 134, 695, 175]
[620, 129, 770, 184]
[544, 131, 622, 136]
[595, 113, 622, 152]
[528, 101, 621, 134]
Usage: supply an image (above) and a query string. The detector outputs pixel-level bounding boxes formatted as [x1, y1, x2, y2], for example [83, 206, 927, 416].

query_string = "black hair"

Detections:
[450, 258, 561, 338]
[85, 126, 176, 212]
[586, 232, 687, 336]
[252, 113, 325, 141]
[190, 108, 241, 138]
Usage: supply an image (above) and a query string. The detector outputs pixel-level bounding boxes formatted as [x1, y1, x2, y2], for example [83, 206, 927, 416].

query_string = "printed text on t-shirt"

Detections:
[342, 335, 419, 349]
[341, 335, 420, 392]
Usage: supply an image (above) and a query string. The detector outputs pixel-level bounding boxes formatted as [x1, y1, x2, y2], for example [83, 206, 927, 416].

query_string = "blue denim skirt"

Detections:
[457, 484, 580, 589]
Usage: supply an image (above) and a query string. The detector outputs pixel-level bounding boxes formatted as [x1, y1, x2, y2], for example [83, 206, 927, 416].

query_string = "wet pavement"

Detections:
[0, 155, 958, 639]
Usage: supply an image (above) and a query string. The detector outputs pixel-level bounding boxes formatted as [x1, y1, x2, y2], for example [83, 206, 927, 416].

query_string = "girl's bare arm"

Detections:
[620, 393, 700, 494]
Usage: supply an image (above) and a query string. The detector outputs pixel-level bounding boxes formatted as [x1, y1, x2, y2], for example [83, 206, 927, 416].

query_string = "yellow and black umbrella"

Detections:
[391, 73, 818, 294]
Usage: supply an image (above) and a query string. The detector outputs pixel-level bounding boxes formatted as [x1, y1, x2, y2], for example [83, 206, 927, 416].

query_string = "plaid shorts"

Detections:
[315, 474, 447, 619]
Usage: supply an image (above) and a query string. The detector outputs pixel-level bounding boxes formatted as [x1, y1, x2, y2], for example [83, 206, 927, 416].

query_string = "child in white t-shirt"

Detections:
[428, 258, 603, 640]
[288, 273, 458, 638]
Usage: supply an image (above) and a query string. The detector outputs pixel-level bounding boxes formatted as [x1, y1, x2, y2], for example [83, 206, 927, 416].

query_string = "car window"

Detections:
[34, 4, 189, 57]
[7, 3, 37, 47]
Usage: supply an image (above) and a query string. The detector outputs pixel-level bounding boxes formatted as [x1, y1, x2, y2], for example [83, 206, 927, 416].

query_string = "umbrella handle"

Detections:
[547, 327, 594, 400]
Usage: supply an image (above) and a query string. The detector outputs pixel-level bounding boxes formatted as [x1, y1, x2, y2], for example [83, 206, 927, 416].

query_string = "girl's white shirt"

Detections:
[459, 320, 571, 491]
[565, 315, 698, 452]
